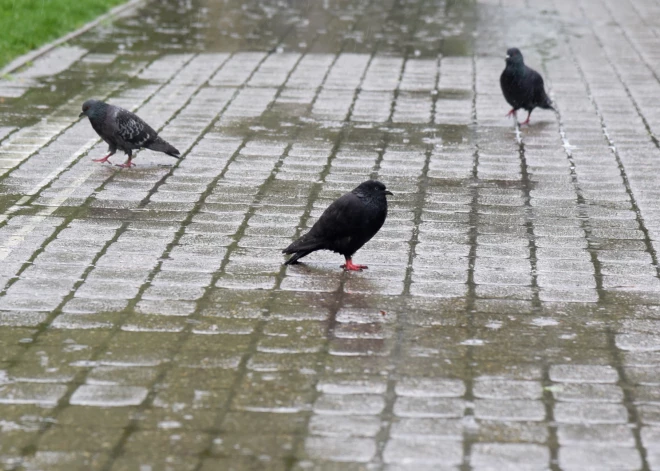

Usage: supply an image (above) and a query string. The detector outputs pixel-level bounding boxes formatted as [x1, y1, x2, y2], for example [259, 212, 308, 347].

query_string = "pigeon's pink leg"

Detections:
[506, 109, 517, 118]
[341, 258, 368, 271]
[92, 153, 113, 164]
[117, 157, 135, 168]
[520, 111, 532, 126]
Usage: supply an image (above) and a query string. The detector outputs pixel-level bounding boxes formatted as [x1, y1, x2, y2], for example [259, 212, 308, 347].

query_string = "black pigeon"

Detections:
[500, 48, 554, 125]
[283, 180, 392, 271]
[79, 99, 180, 168]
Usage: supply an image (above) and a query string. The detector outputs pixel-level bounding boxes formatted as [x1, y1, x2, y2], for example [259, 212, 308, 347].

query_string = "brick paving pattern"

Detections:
[0, 0, 659, 469]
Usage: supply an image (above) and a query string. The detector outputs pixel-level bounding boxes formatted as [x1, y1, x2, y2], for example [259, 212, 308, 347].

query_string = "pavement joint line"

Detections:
[606, 324, 651, 471]
[0, 53, 201, 276]
[187, 7, 395, 468]
[0, 59, 150, 192]
[538, 15, 606, 302]
[14, 220, 137, 463]
[0, 58, 164, 224]
[575, 0, 660, 280]
[560, 12, 647, 295]
[401, 65, 441, 300]
[542, 363, 561, 471]
[517, 123, 542, 309]
[372, 0, 432, 464]
[88, 27, 309, 471]
[460, 49, 479, 471]
[568, 4, 654, 469]
[125, 48, 289, 308]
[262, 4, 390, 460]
[0, 158, 100, 263]
[0, 52, 203, 322]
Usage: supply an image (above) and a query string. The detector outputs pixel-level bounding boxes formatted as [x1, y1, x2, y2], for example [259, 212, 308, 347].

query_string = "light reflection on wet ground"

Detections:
[0, 0, 660, 469]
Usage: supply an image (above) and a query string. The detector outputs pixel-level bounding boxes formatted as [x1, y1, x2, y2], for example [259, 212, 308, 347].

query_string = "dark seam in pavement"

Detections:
[0, 55, 166, 204]
[581, 0, 660, 282]
[572, 4, 653, 469]
[373, 0, 431, 464]
[517, 121, 542, 309]
[0, 54, 198, 298]
[606, 324, 651, 471]
[542, 29, 607, 301]
[276, 9, 387, 465]
[4, 53, 213, 464]
[95, 45, 303, 471]
[541, 362, 561, 471]
[601, 0, 660, 149]
[460, 50, 479, 471]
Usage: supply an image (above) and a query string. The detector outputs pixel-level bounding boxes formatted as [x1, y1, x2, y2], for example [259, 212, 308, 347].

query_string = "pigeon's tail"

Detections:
[282, 236, 323, 264]
[540, 94, 554, 111]
[283, 250, 313, 265]
[148, 136, 181, 159]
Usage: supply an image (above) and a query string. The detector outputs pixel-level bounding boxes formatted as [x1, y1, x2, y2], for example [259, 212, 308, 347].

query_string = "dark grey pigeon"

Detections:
[79, 99, 180, 168]
[283, 180, 392, 271]
[500, 48, 554, 125]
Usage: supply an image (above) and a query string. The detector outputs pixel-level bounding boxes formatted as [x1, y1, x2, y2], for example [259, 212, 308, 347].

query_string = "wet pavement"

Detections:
[0, 0, 659, 469]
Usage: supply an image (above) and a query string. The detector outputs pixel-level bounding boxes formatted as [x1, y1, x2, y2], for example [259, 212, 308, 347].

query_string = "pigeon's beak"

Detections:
[384, 190, 393, 196]
[505, 54, 510, 59]
[79, 112, 85, 118]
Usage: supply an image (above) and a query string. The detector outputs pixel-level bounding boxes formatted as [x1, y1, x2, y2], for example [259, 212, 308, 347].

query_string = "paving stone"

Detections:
[471, 443, 549, 470]
[69, 385, 148, 407]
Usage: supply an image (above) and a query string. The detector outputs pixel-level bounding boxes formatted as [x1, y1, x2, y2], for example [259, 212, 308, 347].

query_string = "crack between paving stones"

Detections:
[371, 0, 434, 465]
[459, 51, 479, 471]
[0, 54, 204, 297]
[540, 18, 607, 302]
[576, 0, 660, 282]
[0, 55, 175, 212]
[96, 41, 310, 471]
[517, 135, 542, 310]
[2, 53, 233, 467]
[605, 324, 651, 471]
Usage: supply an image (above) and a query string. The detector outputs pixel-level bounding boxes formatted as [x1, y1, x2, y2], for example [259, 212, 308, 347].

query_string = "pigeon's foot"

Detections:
[506, 109, 517, 117]
[117, 159, 136, 168]
[341, 259, 368, 271]
[92, 153, 113, 164]
[520, 111, 532, 126]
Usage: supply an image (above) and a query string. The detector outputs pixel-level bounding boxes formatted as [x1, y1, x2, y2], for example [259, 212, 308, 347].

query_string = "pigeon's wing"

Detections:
[283, 193, 366, 253]
[113, 108, 157, 148]
[527, 68, 553, 108]
[310, 192, 366, 239]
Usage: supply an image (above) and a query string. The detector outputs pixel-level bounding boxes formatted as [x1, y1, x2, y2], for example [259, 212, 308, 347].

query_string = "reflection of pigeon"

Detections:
[283, 180, 393, 271]
[500, 48, 554, 125]
[79, 99, 180, 168]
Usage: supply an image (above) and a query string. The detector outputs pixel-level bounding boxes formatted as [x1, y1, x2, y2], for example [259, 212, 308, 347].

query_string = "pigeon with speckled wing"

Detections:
[283, 180, 393, 271]
[80, 99, 180, 168]
[500, 48, 554, 125]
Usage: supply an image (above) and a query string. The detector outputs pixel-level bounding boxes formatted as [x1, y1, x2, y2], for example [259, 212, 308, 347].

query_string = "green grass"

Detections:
[0, 0, 128, 70]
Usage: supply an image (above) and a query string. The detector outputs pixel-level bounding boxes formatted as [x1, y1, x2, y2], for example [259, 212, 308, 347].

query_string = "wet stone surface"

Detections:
[0, 0, 660, 469]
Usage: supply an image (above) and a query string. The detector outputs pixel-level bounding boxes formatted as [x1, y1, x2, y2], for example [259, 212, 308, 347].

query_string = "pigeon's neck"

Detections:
[505, 61, 526, 75]
[356, 192, 385, 207]
[89, 103, 109, 120]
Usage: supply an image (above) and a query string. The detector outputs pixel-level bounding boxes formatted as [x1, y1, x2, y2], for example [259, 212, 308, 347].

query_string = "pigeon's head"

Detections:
[79, 99, 105, 118]
[505, 48, 524, 66]
[354, 180, 393, 198]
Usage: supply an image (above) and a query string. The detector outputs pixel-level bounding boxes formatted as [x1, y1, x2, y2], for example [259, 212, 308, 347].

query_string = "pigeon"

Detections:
[500, 48, 554, 125]
[79, 99, 180, 168]
[283, 180, 393, 271]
